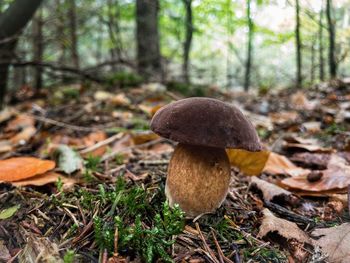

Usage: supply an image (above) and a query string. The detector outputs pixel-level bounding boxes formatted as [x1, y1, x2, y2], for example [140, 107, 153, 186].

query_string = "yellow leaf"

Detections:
[226, 149, 270, 175]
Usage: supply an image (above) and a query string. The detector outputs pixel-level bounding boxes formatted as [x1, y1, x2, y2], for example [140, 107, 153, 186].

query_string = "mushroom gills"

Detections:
[166, 143, 231, 217]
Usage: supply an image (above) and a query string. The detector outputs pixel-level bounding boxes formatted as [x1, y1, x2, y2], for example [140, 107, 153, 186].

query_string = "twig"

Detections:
[195, 223, 220, 263]
[31, 114, 98, 132]
[80, 133, 123, 155]
[211, 230, 226, 263]
[101, 138, 164, 162]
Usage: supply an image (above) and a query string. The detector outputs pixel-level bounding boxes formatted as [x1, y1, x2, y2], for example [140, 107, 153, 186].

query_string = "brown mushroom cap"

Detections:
[150, 97, 262, 151]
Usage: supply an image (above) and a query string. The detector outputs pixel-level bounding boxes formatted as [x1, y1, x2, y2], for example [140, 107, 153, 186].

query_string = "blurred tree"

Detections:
[326, 0, 337, 78]
[32, 8, 43, 90]
[0, 0, 43, 108]
[68, 0, 79, 69]
[182, 0, 192, 84]
[244, 0, 253, 91]
[136, 0, 162, 81]
[319, 0, 325, 81]
[295, 0, 302, 88]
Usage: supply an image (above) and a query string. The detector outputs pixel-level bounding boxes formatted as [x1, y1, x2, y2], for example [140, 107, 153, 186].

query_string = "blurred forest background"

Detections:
[0, 0, 350, 107]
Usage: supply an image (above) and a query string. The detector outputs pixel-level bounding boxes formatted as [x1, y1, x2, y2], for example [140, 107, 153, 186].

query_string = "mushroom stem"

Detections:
[166, 143, 231, 217]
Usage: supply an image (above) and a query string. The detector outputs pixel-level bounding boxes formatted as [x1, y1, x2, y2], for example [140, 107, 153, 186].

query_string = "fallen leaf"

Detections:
[56, 145, 83, 174]
[81, 131, 107, 157]
[251, 177, 297, 204]
[0, 140, 12, 153]
[9, 125, 36, 145]
[290, 152, 331, 169]
[258, 209, 311, 262]
[301, 121, 321, 133]
[263, 152, 310, 177]
[0, 157, 55, 182]
[269, 111, 299, 124]
[281, 155, 350, 192]
[19, 235, 63, 263]
[0, 108, 14, 124]
[0, 240, 11, 262]
[312, 223, 350, 263]
[12, 171, 75, 188]
[111, 93, 131, 106]
[94, 90, 113, 101]
[138, 103, 164, 116]
[0, 205, 20, 220]
[5, 114, 35, 131]
[131, 131, 159, 145]
[227, 149, 270, 175]
[124, 170, 149, 181]
[291, 91, 315, 110]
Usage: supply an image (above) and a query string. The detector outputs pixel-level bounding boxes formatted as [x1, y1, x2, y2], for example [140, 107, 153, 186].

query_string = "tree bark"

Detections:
[295, 0, 302, 88]
[326, 0, 337, 78]
[182, 0, 193, 84]
[311, 38, 316, 83]
[244, 0, 253, 91]
[68, 0, 79, 69]
[0, 0, 43, 108]
[32, 8, 44, 90]
[136, 0, 162, 81]
[319, 2, 325, 81]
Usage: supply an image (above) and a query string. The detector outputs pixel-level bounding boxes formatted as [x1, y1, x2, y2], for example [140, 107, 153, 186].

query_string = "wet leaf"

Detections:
[0, 205, 20, 220]
[227, 149, 270, 175]
[0, 157, 55, 182]
[263, 152, 310, 177]
[312, 223, 350, 263]
[131, 131, 159, 145]
[281, 155, 350, 192]
[56, 145, 83, 174]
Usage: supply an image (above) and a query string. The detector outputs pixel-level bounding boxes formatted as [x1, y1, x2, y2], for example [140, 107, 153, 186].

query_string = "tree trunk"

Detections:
[319, 2, 325, 81]
[136, 0, 162, 81]
[295, 0, 302, 88]
[182, 0, 193, 84]
[310, 38, 315, 84]
[244, 0, 253, 91]
[326, 0, 337, 78]
[68, 0, 79, 69]
[0, 0, 43, 108]
[32, 8, 43, 90]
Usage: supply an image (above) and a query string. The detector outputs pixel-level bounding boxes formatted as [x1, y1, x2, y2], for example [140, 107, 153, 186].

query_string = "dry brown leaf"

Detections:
[145, 143, 173, 155]
[124, 170, 149, 181]
[138, 103, 164, 116]
[258, 209, 311, 262]
[263, 152, 310, 177]
[251, 177, 294, 203]
[290, 152, 330, 169]
[0, 157, 55, 182]
[227, 149, 270, 175]
[9, 125, 36, 145]
[301, 121, 321, 133]
[111, 93, 131, 106]
[0, 140, 13, 153]
[5, 114, 35, 131]
[0, 108, 15, 124]
[291, 91, 315, 110]
[12, 171, 75, 188]
[312, 223, 350, 263]
[81, 131, 107, 157]
[281, 155, 350, 192]
[269, 111, 299, 124]
[0, 240, 11, 262]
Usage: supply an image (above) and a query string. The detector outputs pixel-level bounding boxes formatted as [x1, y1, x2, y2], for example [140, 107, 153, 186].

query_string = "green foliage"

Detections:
[107, 71, 143, 87]
[166, 81, 206, 97]
[94, 202, 184, 263]
[114, 154, 124, 165]
[63, 250, 76, 263]
[84, 155, 102, 172]
[129, 118, 150, 131]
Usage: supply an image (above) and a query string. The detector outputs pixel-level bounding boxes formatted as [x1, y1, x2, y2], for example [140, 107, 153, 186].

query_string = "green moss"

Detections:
[107, 71, 143, 87]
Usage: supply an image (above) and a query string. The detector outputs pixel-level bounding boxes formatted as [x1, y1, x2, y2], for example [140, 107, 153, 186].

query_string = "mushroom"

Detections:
[150, 97, 261, 217]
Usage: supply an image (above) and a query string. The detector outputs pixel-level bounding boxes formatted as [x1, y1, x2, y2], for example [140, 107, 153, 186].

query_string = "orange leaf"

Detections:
[12, 171, 75, 187]
[0, 157, 55, 182]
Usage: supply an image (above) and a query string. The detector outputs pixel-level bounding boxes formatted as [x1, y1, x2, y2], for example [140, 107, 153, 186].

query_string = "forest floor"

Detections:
[0, 79, 350, 263]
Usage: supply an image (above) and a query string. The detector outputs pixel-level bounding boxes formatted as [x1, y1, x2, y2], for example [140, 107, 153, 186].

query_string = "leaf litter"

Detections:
[0, 80, 349, 262]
